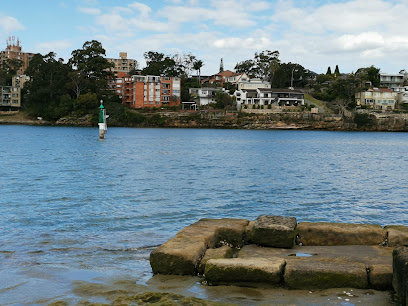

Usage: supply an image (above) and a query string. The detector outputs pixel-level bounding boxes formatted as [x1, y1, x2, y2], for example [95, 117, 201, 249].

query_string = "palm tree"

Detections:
[193, 60, 204, 84]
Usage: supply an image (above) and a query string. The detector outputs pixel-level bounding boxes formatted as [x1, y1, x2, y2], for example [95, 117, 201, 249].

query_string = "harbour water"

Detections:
[1, 125, 407, 304]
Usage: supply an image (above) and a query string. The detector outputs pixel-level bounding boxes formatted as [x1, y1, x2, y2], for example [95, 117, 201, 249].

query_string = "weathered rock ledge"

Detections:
[150, 215, 408, 301]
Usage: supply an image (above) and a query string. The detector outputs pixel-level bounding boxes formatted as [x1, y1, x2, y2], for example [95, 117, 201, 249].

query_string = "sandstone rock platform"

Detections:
[150, 216, 408, 294]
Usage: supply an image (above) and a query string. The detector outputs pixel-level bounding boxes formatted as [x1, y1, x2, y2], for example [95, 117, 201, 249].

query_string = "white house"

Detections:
[392, 86, 408, 107]
[235, 88, 304, 109]
[237, 78, 271, 90]
[189, 87, 227, 106]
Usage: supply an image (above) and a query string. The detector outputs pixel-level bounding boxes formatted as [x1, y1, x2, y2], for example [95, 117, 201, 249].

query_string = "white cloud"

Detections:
[337, 32, 385, 52]
[77, 7, 101, 15]
[212, 37, 272, 50]
[165, 0, 183, 3]
[129, 2, 152, 17]
[0, 14, 25, 33]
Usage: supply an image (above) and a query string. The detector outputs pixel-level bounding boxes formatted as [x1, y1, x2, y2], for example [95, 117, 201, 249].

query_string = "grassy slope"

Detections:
[304, 93, 333, 114]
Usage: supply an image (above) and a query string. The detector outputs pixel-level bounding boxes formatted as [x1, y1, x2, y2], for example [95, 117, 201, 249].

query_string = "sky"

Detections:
[1, 0, 407, 76]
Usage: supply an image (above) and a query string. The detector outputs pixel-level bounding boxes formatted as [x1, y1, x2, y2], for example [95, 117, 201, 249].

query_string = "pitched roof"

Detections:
[216, 70, 235, 77]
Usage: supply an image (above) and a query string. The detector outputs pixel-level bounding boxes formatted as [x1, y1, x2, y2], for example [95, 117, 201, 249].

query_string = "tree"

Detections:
[270, 62, 308, 88]
[334, 65, 340, 76]
[73, 92, 99, 116]
[234, 59, 255, 76]
[254, 50, 280, 81]
[214, 91, 233, 109]
[193, 60, 204, 84]
[141, 51, 183, 77]
[355, 65, 380, 87]
[24, 52, 72, 120]
[326, 66, 332, 75]
[69, 40, 114, 93]
[66, 71, 88, 99]
[0, 58, 23, 86]
[235, 50, 280, 81]
[173, 53, 196, 76]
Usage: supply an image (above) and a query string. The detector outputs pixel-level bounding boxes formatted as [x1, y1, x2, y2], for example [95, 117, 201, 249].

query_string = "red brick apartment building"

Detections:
[108, 72, 181, 108]
[1, 37, 34, 75]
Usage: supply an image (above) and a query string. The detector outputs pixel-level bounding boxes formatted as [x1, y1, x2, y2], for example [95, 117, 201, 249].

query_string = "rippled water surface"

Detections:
[1, 126, 407, 304]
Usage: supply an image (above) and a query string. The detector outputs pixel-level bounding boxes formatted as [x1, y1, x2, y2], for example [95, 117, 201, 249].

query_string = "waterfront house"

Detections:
[355, 88, 397, 111]
[189, 87, 227, 106]
[391, 86, 408, 108]
[235, 88, 304, 109]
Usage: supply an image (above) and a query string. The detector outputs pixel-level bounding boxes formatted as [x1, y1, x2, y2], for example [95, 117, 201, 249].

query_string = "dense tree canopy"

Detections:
[142, 51, 183, 76]
[234, 50, 280, 82]
[355, 65, 380, 87]
[68, 40, 114, 93]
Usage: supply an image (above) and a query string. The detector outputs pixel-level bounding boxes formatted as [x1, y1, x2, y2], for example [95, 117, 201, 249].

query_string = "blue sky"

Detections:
[1, 0, 407, 75]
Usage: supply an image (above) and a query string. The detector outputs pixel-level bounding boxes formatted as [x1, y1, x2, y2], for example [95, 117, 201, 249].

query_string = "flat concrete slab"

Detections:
[284, 260, 368, 289]
[298, 222, 386, 246]
[238, 244, 393, 265]
[237, 244, 393, 290]
[204, 257, 285, 286]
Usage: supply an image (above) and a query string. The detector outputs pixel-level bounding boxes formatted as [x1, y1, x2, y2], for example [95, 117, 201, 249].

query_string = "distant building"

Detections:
[237, 78, 271, 90]
[0, 75, 28, 110]
[379, 73, 405, 88]
[391, 86, 408, 108]
[189, 87, 226, 106]
[106, 52, 138, 76]
[201, 70, 235, 86]
[355, 88, 397, 111]
[0, 37, 34, 75]
[235, 88, 304, 109]
[108, 73, 181, 108]
[225, 72, 250, 84]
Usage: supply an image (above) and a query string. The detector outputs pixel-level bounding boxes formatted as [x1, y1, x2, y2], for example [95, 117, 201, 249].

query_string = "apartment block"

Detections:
[0, 75, 29, 109]
[106, 52, 138, 75]
[108, 73, 181, 108]
[0, 37, 34, 75]
[0, 87, 20, 109]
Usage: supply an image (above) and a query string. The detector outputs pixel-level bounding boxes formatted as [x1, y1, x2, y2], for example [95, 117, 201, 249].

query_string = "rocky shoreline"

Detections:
[2, 110, 408, 131]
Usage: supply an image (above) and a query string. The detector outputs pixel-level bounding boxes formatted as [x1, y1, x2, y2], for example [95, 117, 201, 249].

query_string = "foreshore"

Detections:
[2, 110, 408, 131]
